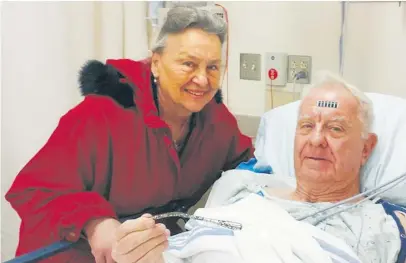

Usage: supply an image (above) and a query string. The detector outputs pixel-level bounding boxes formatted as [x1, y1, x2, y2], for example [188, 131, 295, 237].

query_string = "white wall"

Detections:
[218, 1, 406, 116]
[344, 3, 406, 98]
[1, 2, 148, 260]
[1, 3, 87, 260]
[1, 1, 405, 261]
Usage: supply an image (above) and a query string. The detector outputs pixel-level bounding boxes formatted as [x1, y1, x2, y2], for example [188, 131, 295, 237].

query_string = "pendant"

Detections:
[174, 141, 182, 151]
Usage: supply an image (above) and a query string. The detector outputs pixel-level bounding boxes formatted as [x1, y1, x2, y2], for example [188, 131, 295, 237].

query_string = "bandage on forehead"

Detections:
[317, 100, 339, 109]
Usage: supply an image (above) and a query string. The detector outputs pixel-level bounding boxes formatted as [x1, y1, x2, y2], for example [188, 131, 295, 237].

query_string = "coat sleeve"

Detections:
[221, 112, 255, 170]
[5, 101, 117, 250]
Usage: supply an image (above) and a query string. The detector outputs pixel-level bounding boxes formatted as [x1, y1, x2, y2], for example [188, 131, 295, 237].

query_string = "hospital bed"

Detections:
[245, 91, 406, 263]
[254, 92, 406, 207]
[4, 92, 406, 263]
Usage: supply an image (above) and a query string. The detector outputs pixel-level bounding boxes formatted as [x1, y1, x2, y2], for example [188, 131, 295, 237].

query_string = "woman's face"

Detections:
[151, 28, 222, 114]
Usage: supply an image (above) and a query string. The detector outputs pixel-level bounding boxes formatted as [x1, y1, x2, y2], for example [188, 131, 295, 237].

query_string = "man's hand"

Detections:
[84, 217, 121, 263]
[395, 211, 406, 231]
[112, 214, 170, 263]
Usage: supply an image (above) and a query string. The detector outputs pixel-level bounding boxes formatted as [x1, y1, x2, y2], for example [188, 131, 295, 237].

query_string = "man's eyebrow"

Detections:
[297, 114, 352, 126]
[327, 116, 353, 126]
[329, 116, 349, 122]
[298, 114, 312, 121]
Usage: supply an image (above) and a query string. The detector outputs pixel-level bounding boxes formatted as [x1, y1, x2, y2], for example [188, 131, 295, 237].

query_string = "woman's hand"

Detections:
[84, 217, 121, 263]
[112, 214, 170, 263]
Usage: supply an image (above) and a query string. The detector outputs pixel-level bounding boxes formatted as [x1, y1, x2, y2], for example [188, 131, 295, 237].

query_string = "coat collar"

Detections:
[78, 59, 224, 128]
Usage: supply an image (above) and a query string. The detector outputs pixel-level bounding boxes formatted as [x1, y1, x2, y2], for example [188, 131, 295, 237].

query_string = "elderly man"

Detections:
[112, 73, 405, 263]
[259, 74, 405, 262]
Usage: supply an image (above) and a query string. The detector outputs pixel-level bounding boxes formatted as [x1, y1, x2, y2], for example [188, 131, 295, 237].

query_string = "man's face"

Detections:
[294, 85, 377, 185]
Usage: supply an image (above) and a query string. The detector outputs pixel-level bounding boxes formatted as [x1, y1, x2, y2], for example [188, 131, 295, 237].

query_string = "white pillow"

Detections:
[254, 92, 406, 206]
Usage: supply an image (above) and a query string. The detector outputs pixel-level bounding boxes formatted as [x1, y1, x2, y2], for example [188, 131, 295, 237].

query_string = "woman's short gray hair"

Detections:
[151, 6, 227, 53]
[306, 71, 374, 139]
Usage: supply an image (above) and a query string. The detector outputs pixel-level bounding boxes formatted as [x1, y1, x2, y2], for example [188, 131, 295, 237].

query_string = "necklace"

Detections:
[173, 119, 190, 151]
[173, 141, 183, 151]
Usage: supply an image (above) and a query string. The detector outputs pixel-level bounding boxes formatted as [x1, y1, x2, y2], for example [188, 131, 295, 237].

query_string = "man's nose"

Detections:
[309, 129, 327, 147]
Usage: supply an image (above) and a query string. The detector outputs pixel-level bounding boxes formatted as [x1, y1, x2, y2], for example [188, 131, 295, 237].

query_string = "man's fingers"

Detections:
[94, 254, 106, 263]
[137, 240, 169, 263]
[132, 231, 168, 258]
[116, 216, 156, 240]
[141, 213, 153, 218]
[152, 254, 166, 263]
[116, 234, 168, 263]
[143, 248, 167, 263]
[114, 224, 167, 255]
[105, 257, 115, 263]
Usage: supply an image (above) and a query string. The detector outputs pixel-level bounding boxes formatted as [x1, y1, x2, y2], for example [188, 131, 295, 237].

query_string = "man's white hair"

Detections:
[304, 71, 374, 139]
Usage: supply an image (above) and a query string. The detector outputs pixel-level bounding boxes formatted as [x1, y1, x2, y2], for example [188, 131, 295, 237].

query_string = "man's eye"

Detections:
[330, 126, 343, 132]
[301, 124, 313, 129]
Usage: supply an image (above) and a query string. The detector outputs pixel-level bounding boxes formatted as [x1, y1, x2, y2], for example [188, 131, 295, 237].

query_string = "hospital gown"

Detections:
[259, 191, 400, 263]
[204, 170, 402, 263]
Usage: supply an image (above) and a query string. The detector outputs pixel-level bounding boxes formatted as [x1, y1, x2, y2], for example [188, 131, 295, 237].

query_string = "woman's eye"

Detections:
[183, 61, 195, 68]
[208, 65, 219, 71]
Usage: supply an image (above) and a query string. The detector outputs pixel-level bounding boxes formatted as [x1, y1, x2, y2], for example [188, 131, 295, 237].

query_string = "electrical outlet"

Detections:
[240, 53, 261, 81]
[287, 55, 312, 84]
[290, 69, 296, 79]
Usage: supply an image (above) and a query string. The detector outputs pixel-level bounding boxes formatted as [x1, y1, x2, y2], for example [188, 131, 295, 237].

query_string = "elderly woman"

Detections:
[5, 6, 254, 263]
[111, 73, 405, 263]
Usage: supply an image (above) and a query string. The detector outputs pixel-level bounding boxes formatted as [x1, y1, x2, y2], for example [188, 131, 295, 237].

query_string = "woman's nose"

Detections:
[192, 73, 208, 87]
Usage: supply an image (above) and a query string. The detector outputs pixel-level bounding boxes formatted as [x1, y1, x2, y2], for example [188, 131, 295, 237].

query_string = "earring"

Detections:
[153, 77, 157, 83]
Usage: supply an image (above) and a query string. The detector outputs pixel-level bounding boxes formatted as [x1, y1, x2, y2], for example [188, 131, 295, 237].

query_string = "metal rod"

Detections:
[152, 212, 243, 230]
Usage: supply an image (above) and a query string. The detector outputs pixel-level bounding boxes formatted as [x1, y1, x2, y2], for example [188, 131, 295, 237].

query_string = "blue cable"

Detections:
[3, 214, 143, 263]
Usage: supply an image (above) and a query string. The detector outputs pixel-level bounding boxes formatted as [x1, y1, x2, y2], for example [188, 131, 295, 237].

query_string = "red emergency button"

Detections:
[268, 68, 278, 80]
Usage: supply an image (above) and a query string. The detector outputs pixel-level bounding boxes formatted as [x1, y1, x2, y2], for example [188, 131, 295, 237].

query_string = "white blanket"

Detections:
[205, 170, 400, 262]
[163, 193, 362, 263]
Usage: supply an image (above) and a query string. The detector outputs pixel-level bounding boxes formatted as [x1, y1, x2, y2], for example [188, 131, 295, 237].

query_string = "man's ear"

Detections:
[361, 133, 378, 166]
[150, 52, 161, 78]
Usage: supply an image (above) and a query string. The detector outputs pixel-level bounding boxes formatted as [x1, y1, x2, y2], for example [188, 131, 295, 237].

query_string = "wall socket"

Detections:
[240, 53, 261, 81]
[287, 55, 312, 84]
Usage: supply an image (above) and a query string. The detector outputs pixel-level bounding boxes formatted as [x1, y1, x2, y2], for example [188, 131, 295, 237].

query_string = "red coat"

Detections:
[5, 59, 254, 262]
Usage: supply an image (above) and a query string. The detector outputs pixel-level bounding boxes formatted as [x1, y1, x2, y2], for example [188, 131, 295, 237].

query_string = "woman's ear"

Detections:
[151, 53, 161, 78]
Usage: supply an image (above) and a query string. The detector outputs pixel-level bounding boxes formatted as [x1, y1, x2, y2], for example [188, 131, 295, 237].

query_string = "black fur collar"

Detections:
[78, 60, 223, 108]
